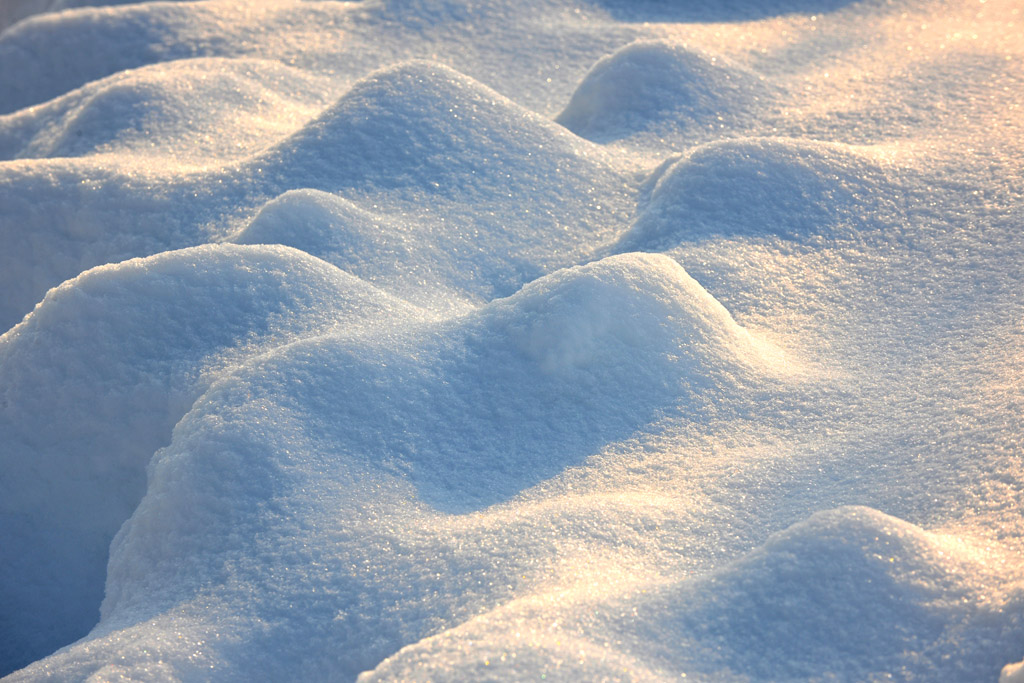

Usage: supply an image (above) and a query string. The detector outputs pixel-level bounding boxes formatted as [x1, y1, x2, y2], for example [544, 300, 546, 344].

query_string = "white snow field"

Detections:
[1, 0, 1022, 680]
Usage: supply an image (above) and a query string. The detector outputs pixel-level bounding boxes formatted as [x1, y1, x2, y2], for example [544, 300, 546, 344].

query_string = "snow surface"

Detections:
[1, 0, 1022, 680]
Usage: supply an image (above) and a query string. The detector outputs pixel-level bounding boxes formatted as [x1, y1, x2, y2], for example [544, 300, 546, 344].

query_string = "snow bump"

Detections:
[618, 137, 901, 249]
[0, 244, 419, 672]
[557, 40, 776, 143]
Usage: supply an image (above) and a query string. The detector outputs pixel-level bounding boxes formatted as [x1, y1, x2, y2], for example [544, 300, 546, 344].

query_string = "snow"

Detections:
[1, 0, 1022, 680]
[0, 58, 329, 161]
[0, 244, 422, 672]
[616, 137, 900, 250]
[366, 506, 1022, 681]
[556, 40, 777, 143]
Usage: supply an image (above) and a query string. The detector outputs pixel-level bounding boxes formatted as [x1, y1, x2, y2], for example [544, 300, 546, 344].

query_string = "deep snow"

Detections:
[1, 0, 1022, 680]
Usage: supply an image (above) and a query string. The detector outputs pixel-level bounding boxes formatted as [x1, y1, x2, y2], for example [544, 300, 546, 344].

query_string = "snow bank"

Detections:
[258, 61, 624, 204]
[643, 506, 1022, 680]
[232, 189, 419, 289]
[5, 252, 788, 680]
[2, 0, 1022, 679]
[231, 61, 635, 308]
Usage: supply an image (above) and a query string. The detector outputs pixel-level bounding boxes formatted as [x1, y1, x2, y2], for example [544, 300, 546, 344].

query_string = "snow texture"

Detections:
[1, 0, 1022, 680]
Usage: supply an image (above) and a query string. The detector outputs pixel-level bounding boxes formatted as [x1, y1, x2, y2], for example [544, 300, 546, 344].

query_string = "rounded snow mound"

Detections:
[0, 60, 632, 332]
[230, 189, 455, 310]
[360, 506, 1022, 681]
[618, 137, 899, 249]
[10, 254, 788, 678]
[267, 60, 612, 194]
[556, 40, 775, 142]
[0, 58, 328, 161]
[95, 254, 788, 545]
[232, 189, 415, 279]
[0, 244, 418, 674]
[637, 506, 1018, 680]
[228, 63, 633, 306]
[485, 251, 785, 380]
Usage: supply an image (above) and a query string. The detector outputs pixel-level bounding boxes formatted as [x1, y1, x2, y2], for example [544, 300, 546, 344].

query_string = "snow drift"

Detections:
[5, 252, 791, 680]
[362, 507, 1023, 681]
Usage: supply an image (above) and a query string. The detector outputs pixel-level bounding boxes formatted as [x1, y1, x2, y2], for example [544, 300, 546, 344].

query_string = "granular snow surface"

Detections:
[1, 0, 1022, 681]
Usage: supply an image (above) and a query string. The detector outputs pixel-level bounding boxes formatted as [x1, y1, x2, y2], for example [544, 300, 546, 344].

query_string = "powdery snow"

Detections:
[1, 0, 1022, 680]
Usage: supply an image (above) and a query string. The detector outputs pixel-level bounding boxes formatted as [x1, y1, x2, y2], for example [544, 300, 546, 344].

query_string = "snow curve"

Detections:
[2, 0, 1022, 679]
[361, 506, 1024, 681]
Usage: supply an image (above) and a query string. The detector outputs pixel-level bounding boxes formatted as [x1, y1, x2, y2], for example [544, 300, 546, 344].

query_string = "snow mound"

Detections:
[144, 251, 784, 517]
[262, 60, 619, 197]
[4, 253, 785, 680]
[362, 506, 1023, 681]
[484, 251, 782, 381]
[556, 41, 776, 143]
[234, 61, 635, 305]
[3, 0, 1023, 679]
[0, 244, 420, 674]
[617, 137, 900, 250]
[0, 58, 328, 161]
[230, 189, 445, 308]
[233, 190, 412, 276]
[638, 506, 1022, 680]
[0, 60, 631, 331]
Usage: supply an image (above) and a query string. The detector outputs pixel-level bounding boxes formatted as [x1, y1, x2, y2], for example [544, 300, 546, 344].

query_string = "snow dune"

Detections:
[1, 0, 1022, 680]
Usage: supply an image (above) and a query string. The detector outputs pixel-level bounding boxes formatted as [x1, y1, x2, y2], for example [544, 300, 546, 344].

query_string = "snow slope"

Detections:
[1, 0, 1022, 680]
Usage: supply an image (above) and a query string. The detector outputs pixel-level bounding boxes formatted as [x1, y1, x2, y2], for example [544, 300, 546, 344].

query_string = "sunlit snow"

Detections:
[1, 0, 1022, 680]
